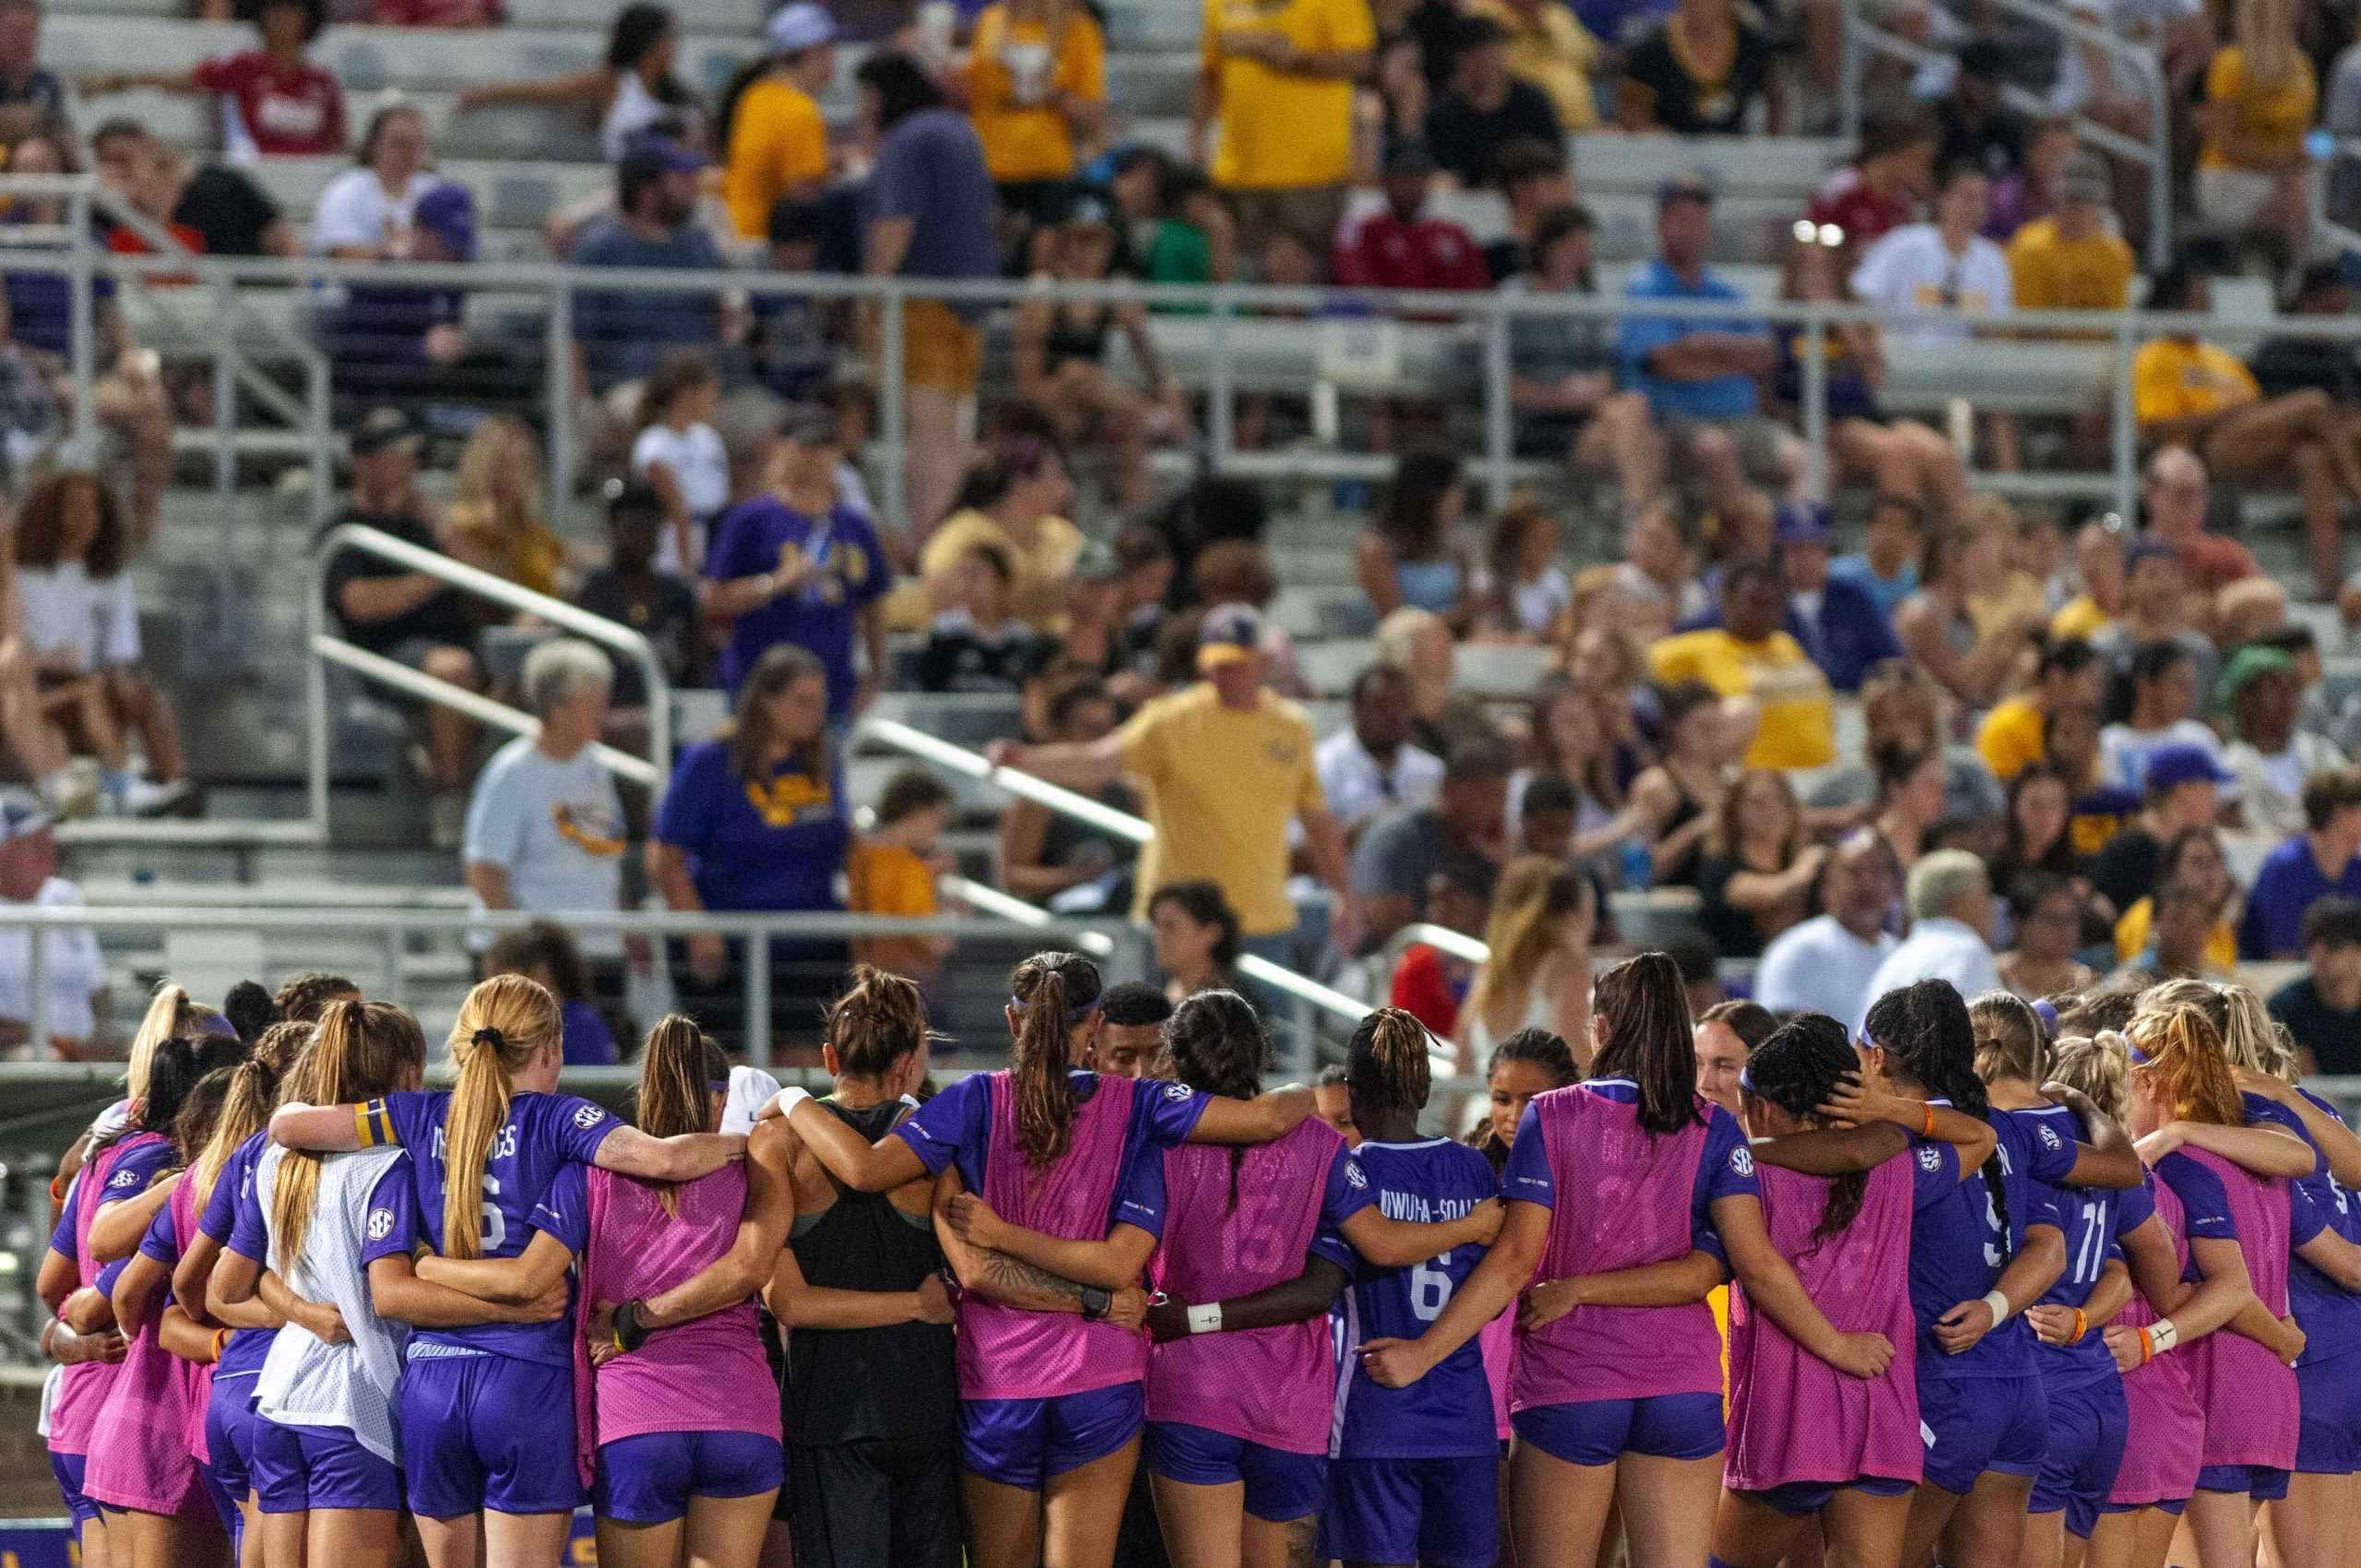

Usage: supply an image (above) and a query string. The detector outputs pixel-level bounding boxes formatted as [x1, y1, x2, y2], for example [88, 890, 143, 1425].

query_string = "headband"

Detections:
[1737, 1064, 1757, 1094]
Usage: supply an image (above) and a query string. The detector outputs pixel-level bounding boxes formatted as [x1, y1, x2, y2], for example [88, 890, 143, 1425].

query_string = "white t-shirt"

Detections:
[1849, 223, 2014, 345]
[311, 168, 442, 255]
[1314, 730, 1445, 832]
[461, 737, 628, 956]
[2097, 718, 2227, 795]
[631, 421, 730, 574]
[601, 71, 679, 160]
[0, 876, 106, 1039]
[18, 563, 139, 673]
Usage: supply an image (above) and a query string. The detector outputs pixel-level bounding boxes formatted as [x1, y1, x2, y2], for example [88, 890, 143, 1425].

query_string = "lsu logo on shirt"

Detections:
[366, 1207, 395, 1242]
[743, 771, 832, 828]
[552, 801, 624, 859]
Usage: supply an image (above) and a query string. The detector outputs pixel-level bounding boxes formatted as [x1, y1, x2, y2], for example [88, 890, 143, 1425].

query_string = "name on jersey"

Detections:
[430, 1122, 519, 1161]
[1378, 1191, 1479, 1223]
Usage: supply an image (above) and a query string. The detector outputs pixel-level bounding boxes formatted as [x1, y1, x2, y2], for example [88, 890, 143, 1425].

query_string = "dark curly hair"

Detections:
[1867, 979, 2011, 1265]
[1741, 1013, 1867, 1241]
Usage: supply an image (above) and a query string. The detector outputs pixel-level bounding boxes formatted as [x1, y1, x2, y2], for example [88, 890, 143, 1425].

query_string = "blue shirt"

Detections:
[1828, 553, 1919, 618]
[652, 738, 849, 917]
[2019, 1109, 2119, 1391]
[561, 1000, 616, 1067]
[1330, 1136, 1500, 1459]
[2240, 836, 2361, 958]
[200, 1131, 278, 1381]
[1500, 1079, 1759, 1270]
[1905, 1105, 2072, 1379]
[865, 108, 998, 315]
[2153, 1152, 2239, 1246]
[567, 217, 729, 392]
[704, 495, 890, 709]
[1617, 257, 1764, 421]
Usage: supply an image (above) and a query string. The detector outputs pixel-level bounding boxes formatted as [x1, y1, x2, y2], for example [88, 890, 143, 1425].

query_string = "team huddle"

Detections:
[28, 951, 2360, 1568]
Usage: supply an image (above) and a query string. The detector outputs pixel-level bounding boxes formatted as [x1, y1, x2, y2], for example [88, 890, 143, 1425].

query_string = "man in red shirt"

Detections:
[1804, 108, 1935, 259]
[1330, 139, 1493, 293]
[83, 0, 345, 159]
[2143, 443, 2260, 593]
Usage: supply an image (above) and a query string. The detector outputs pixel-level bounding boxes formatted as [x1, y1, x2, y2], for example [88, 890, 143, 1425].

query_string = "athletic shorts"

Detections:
[1745, 1475, 1916, 1517]
[1918, 1373, 2049, 1495]
[1512, 1393, 1726, 1467]
[2296, 1356, 2361, 1475]
[1144, 1420, 1326, 1523]
[50, 1451, 96, 1531]
[1315, 1454, 1500, 1568]
[959, 1382, 1143, 1492]
[197, 1459, 241, 1539]
[250, 1421, 404, 1515]
[785, 1432, 962, 1568]
[2102, 1495, 2189, 1517]
[2031, 1377, 2130, 1538]
[2195, 1464, 2290, 1501]
[205, 1375, 265, 1500]
[397, 1353, 583, 1519]
[592, 1431, 783, 1524]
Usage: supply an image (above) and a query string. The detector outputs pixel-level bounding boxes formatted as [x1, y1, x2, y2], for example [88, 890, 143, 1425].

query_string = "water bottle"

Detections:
[1619, 837, 1651, 892]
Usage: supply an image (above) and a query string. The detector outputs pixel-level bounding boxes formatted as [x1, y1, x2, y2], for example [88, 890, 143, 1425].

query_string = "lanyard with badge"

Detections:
[785, 517, 843, 609]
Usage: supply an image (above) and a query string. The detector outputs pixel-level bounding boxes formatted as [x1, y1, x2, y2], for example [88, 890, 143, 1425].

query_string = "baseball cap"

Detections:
[2124, 536, 2181, 574]
[1657, 172, 1715, 208]
[622, 134, 710, 175]
[2221, 643, 2296, 702]
[1197, 602, 1265, 671]
[350, 405, 421, 457]
[1773, 500, 1832, 549]
[2144, 744, 2234, 792]
[0, 790, 50, 842]
[765, 0, 836, 53]
[412, 182, 476, 262]
[2055, 148, 2112, 206]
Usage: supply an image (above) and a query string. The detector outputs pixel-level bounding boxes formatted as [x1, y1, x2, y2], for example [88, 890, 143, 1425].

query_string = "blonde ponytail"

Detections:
[273, 1000, 426, 1266]
[440, 976, 560, 1259]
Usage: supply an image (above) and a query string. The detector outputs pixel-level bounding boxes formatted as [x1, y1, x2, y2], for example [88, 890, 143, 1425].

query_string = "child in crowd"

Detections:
[920, 544, 1038, 694]
[848, 766, 958, 981]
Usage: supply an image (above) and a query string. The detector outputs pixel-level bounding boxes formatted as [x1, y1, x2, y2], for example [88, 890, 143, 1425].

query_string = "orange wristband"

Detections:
[2137, 1326, 2154, 1366]
[1920, 1102, 1935, 1138]
[209, 1327, 231, 1363]
[2070, 1308, 2087, 1345]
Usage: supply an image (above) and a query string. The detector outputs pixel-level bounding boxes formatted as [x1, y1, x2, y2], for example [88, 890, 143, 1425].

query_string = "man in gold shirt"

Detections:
[1647, 559, 1835, 769]
[2006, 149, 2134, 324]
[1192, 0, 1374, 254]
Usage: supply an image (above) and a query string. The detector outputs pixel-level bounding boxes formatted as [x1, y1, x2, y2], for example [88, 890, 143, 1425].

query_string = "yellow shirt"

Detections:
[2006, 218, 2135, 316]
[915, 509, 1086, 631]
[1118, 683, 1323, 935]
[1969, 572, 2047, 641]
[2113, 898, 2239, 971]
[848, 840, 942, 975]
[967, 6, 1105, 184]
[722, 78, 828, 239]
[2199, 46, 2316, 171]
[1204, 0, 1372, 190]
[449, 509, 564, 598]
[2051, 596, 2111, 643]
[2132, 339, 2259, 428]
[1467, 0, 1599, 129]
[1647, 629, 1834, 769]
[1976, 695, 2046, 782]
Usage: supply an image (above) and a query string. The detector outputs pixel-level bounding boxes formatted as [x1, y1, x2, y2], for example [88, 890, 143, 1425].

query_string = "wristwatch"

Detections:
[1079, 1287, 1111, 1322]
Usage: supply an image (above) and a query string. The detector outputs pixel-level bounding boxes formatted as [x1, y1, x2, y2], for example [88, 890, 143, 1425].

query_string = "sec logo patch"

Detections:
[366, 1207, 395, 1241]
[1164, 1083, 1193, 1101]
[574, 1105, 608, 1130]
[1345, 1160, 1368, 1190]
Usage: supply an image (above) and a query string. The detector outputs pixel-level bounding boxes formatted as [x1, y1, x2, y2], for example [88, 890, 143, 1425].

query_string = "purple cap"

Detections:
[1774, 500, 1832, 548]
[623, 134, 710, 174]
[2125, 536, 2181, 573]
[412, 182, 475, 262]
[2143, 744, 2234, 792]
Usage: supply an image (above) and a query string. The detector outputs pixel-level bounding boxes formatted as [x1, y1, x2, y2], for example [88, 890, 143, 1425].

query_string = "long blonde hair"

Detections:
[2218, 981, 2300, 1080]
[2048, 1032, 2132, 1123]
[440, 975, 562, 1259]
[271, 1002, 425, 1266]
[1465, 858, 1583, 1026]
[2236, 0, 2299, 89]
[446, 415, 545, 541]
[187, 1019, 308, 1215]
[125, 981, 209, 1099]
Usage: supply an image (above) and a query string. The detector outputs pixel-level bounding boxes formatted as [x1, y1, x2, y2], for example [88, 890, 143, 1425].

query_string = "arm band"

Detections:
[1981, 1289, 2013, 1325]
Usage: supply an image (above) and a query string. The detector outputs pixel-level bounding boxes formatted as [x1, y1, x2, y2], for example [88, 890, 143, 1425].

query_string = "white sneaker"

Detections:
[115, 777, 190, 817]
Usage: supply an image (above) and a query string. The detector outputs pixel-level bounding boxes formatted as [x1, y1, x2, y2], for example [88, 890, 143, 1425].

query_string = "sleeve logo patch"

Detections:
[2037, 1125, 2063, 1151]
[1164, 1083, 1194, 1102]
[1917, 1146, 1945, 1172]
[366, 1207, 394, 1241]
[1345, 1160, 1368, 1190]
[574, 1105, 609, 1130]
[1729, 1146, 1755, 1177]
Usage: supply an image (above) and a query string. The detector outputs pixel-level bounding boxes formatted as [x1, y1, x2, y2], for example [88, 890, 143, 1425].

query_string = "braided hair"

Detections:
[1867, 979, 2011, 1265]
[1741, 1013, 1867, 1241]
[1347, 1006, 1434, 1123]
[1161, 989, 1271, 1212]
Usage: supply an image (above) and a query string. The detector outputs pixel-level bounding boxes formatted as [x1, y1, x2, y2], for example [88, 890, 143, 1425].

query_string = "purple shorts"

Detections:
[1144, 1421, 1326, 1523]
[1315, 1455, 1499, 1568]
[1512, 1393, 1726, 1467]
[959, 1382, 1143, 1492]
[205, 1374, 265, 1499]
[2031, 1376, 2130, 1538]
[1918, 1373, 2048, 1496]
[397, 1353, 583, 1519]
[250, 1420, 404, 1515]
[592, 1431, 785, 1524]
[50, 1450, 96, 1531]
[198, 1458, 241, 1540]
[2296, 1356, 2361, 1475]
[2102, 1495, 2189, 1517]
[2195, 1464, 2290, 1502]
[1746, 1475, 1916, 1517]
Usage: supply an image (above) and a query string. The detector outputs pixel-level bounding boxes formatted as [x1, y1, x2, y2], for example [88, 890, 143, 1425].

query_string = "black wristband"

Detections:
[614, 1297, 651, 1352]
[1079, 1286, 1111, 1322]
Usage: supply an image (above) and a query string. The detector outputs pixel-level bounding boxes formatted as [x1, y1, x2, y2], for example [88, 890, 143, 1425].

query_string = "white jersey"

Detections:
[251, 1144, 410, 1465]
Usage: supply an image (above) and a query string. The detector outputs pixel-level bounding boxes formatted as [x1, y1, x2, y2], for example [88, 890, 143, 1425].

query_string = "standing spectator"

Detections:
[1357, 444, 1472, 626]
[1330, 141, 1492, 293]
[1762, 501, 1904, 695]
[847, 766, 957, 980]
[1318, 663, 1445, 845]
[2194, 0, 2316, 255]
[2241, 766, 2361, 958]
[462, 640, 626, 976]
[1851, 849, 2002, 1033]
[718, 2, 833, 241]
[2223, 644, 2345, 840]
[2087, 743, 2226, 914]
[964, 0, 1106, 222]
[1618, 0, 1781, 131]
[1829, 493, 1924, 619]
[2098, 641, 2225, 791]
[1502, 207, 1658, 497]
[995, 677, 1140, 902]
[1996, 871, 2101, 999]
[2140, 444, 2259, 591]
[705, 407, 891, 726]
[1753, 832, 1898, 1021]
[1648, 557, 1836, 770]
[1938, 41, 2030, 179]
[0, 0, 65, 145]
[84, 0, 344, 160]
[1693, 768, 1823, 958]
[445, 415, 565, 601]
[318, 407, 480, 844]
[457, 4, 700, 161]
[1423, 16, 1562, 189]
[2269, 897, 2361, 1073]
[573, 480, 701, 707]
[0, 793, 103, 1057]
[1848, 160, 2014, 348]
[859, 53, 998, 540]
[1349, 737, 1514, 951]
[919, 438, 1081, 630]
[1806, 112, 1937, 258]
[990, 603, 1359, 962]
[1975, 636, 2102, 781]
[628, 350, 729, 577]
[1980, 115, 2076, 240]
[1465, 0, 1600, 131]
[650, 643, 850, 1044]
[2003, 148, 2135, 314]
[1192, 0, 1372, 259]
[570, 138, 729, 398]
[310, 102, 435, 259]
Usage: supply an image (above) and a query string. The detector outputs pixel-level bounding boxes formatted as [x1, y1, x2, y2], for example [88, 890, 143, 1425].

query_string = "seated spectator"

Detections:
[1618, 0, 1780, 132]
[1150, 877, 1244, 1001]
[1939, 39, 2030, 181]
[1459, 856, 1592, 1065]
[1770, 501, 1905, 695]
[2003, 148, 2135, 318]
[570, 138, 730, 398]
[921, 542, 1037, 694]
[1868, 741, 1949, 873]
[704, 407, 891, 723]
[12, 471, 184, 816]
[1510, 674, 1641, 853]
[445, 416, 565, 604]
[1649, 557, 1836, 770]
[312, 102, 436, 259]
[1774, 228, 1966, 520]
[1013, 197, 1183, 514]
[2252, 263, 2361, 410]
[1109, 148, 1237, 289]
[1849, 161, 2017, 467]
[2141, 444, 2260, 594]
[964, 0, 1105, 224]
[1351, 736, 1513, 949]
[2193, 0, 2316, 255]
[1981, 116, 2077, 240]
[1806, 111, 1937, 262]
[1481, 137, 1576, 282]
[1604, 502, 1709, 647]
[2082, 742, 2209, 918]
[2091, 537, 2217, 702]
[1853, 849, 2002, 1033]
[1386, 851, 1495, 1037]
[329, 182, 501, 407]
[1376, 605, 1499, 758]
[649, 643, 849, 1045]
[374, 0, 502, 26]
[628, 350, 729, 577]
[1893, 524, 2047, 711]
[1627, 678, 1731, 887]
[1358, 445, 1472, 628]
[481, 921, 613, 1065]
[2268, 895, 2361, 1073]
[1976, 636, 2102, 781]
[1694, 767, 1822, 958]
[917, 438, 1082, 632]
[718, 2, 833, 241]
[747, 199, 834, 406]
[1989, 761, 2105, 933]
[0, 794, 105, 1057]
[2241, 765, 2361, 958]
[1425, 16, 1562, 187]
[457, 4, 702, 161]
[1830, 493, 1925, 619]
[995, 677, 1140, 903]
[2098, 641, 2225, 792]
[1020, 542, 1146, 734]
[2223, 643, 2345, 840]
[2051, 517, 2128, 642]
[1318, 664, 1445, 845]
[1996, 870, 2100, 1000]
[1800, 658, 2007, 831]
[1111, 524, 1171, 662]
[1467, 0, 1599, 130]
[85, 0, 344, 159]
[2118, 875, 2234, 983]
[152, 131, 294, 258]
[848, 765, 956, 980]
[318, 407, 480, 842]
[573, 480, 702, 707]
[462, 638, 626, 975]
[91, 126, 204, 272]
[2114, 823, 2239, 971]
[0, 0, 64, 148]
[1332, 140, 1491, 295]
[1501, 207, 1659, 500]
[2135, 260, 2361, 602]
[1516, 772, 1583, 858]
[1472, 494, 1570, 642]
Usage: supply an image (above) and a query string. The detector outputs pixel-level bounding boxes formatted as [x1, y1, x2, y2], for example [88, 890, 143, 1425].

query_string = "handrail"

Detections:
[1393, 921, 1492, 966]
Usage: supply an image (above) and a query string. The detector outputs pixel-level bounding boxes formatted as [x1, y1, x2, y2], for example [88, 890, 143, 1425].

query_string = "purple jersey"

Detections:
[2272, 1091, 2361, 1369]
[350, 1088, 616, 1366]
[1329, 1136, 1500, 1460]
[2161, 1147, 2297, 1470]
[2109, 1171, 2206, 1507]
[1502, 1081, 1756, 1410]
[1904, 1104, 2070, 1379]
[2019, 1119, 2123, 1392]
[200, 1131, 278, 1383]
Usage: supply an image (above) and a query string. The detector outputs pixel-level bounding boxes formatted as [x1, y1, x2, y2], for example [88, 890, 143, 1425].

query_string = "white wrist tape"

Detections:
[1188, 1302, 1224, 1335]
[2150, 1317, 2178, 1353]
[773, 1087, 813, 1119]
[1981, 1289, 2013, 1325]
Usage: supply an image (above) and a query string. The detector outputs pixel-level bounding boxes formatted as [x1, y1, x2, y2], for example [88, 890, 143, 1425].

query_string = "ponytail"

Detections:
[1008, 952, 1102, 1167]
[440, 976, 559, 1259]
[1868, 979, 2011, 1265]
[1969, 990, 2047, 1087]
[2048, 1032, 2131, 1125]
[1740, 1013, 1867, 1241]
[634, 1014, 729, 1218]
[275, 1000, 426, 1266]
[1590, 951, 1701, 1136]
[1161, 989, 1270, 1211]
[173, 1067, 238, 1169]
[137, 1034, 243, 1137]
[1347, 1005, 1434, 1120]
[190, 1056, 280, 1215]
[125, 981, 199, 1100]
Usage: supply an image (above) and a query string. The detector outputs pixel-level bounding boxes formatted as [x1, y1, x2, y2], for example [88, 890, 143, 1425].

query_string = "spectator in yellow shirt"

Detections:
[963, 0, 1105, 219]
[2194, 0, 2316, 251]
[1647, 559, 1835, 770]
[718, 2, 834, 241]
[848, 766, 957, 980]
[2049, 517, 2126, 642]
[1467, 0, 1600, 131]
[1975, 636, 2103, 782]
[2005, 149, 2135, 327]
[1192, 0, 1375, 255]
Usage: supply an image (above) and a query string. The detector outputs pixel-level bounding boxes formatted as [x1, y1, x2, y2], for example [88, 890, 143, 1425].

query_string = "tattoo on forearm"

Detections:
[979, 1248, 1086, 1306]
